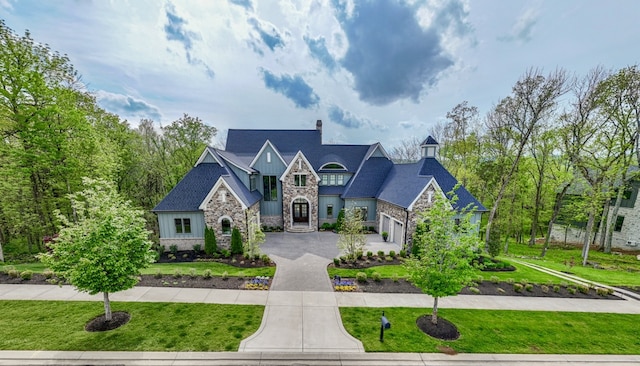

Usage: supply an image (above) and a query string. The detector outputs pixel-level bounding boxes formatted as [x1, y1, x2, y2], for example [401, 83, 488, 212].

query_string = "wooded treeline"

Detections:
[0, 21, 216, 260]
[391, 66, 640, 263]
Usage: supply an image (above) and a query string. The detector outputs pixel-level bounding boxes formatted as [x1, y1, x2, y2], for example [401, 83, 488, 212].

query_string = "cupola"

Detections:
[420, 136, 439, 159]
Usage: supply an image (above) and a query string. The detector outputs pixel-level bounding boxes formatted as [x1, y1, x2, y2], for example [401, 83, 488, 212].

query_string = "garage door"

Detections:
[393, 221, 403, 244]
[382, 216, 390, 234]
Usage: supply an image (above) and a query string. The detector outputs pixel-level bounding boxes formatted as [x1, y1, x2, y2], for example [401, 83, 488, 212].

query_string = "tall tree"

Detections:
[484, 68, 569, 249]
[563, 68, 625, 265]
[596, 65, 640, 253]
[39, 178, 155, 321]
[404, 188, 481, 325]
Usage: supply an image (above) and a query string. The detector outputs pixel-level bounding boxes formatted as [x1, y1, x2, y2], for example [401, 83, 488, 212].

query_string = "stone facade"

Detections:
[407, 184, 437, 244]
[203, 182, 248, 249]
[281, 154, 319, 232]
[159, 237, 202, 251]
[261, 215, 283, 229]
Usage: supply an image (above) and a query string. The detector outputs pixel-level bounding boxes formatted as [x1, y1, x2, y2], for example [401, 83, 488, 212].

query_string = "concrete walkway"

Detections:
[239, 232, 364, 352]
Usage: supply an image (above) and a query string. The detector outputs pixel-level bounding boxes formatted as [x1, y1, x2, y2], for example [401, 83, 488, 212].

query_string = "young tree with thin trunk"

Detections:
[39, 178, 155, 322]
[337, 208, 366, 262]
[404, 188, 481, 325]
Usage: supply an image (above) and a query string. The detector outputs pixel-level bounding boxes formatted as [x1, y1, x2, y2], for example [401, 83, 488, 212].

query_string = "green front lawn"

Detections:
[1, 261, 275, 278]
[341, 307, 640, 354]
[0, 300, 263, 351]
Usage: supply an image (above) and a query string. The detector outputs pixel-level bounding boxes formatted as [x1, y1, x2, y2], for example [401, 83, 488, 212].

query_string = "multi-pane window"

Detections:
[327, 204, 334, 218]
[321, 174, 328, 185]
[320, 173, 345, 186]
[614, 216, 625, 232]
[329, 174, 336, 185]
[174, 218, 191, 234]
[337, 175, 344, 185]
[294, 174, 307, 187]
[221, 218, 232, 235]
[263, 176, 277, 201]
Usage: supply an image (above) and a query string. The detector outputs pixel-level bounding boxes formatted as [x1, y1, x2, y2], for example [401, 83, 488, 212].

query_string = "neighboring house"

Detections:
[153, 121, 486, 250]
[551, 181, 640, 250]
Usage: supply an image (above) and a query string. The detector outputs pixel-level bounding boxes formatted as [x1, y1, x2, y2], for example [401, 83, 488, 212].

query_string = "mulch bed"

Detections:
[85, 311, 131, 332]
[416, 315, 460, 340]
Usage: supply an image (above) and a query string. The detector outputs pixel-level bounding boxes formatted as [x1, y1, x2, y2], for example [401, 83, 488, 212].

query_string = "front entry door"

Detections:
[293, 202, 309, 223]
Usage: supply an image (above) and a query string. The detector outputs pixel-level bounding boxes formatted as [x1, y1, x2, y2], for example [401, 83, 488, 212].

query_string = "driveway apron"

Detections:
[239, 232, 364, 352]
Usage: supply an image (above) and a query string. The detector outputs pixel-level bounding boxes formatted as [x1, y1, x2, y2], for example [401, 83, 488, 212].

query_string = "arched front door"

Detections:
[292, 198, 309, 223]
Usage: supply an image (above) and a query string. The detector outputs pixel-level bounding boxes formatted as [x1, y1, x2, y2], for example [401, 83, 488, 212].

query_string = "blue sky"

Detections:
[2, 0, 638, 148]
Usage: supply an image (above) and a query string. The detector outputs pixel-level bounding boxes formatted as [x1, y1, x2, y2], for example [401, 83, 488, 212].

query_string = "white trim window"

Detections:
[294, 174, 307, 187]
[219, 216, 233, 236]
[174, 218, 191, 234]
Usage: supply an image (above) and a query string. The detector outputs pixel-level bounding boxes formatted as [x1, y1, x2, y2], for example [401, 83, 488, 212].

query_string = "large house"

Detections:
[153, 121, 486, 250]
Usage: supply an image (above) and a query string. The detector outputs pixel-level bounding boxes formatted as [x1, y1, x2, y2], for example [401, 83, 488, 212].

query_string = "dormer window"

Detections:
[320, 163, 347, 170]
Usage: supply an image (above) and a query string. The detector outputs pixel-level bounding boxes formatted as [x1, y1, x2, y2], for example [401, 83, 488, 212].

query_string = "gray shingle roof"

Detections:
[342, 157, 393, 198]
[152, 163, 227, 212]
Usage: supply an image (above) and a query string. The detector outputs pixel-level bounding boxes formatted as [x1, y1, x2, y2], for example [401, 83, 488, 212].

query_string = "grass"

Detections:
[505, 242, 640, 286]
[328, 260, 561, 285]
[340, 307, 640, 354]
[0, 300, 263, 351]
[1, 261, 275, 278]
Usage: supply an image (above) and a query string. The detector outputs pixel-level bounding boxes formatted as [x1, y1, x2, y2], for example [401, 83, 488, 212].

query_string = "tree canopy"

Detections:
[39, 178, 155, 321]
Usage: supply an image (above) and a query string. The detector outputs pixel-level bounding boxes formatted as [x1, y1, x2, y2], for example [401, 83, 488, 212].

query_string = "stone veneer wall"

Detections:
[159, 238, 202, 251]
[203, 184, 247, 249]
[261, 215, 283, 228]
[281, 155, 319, 231]
[406, 185, 437, 245]
[376, 200, 407, 244]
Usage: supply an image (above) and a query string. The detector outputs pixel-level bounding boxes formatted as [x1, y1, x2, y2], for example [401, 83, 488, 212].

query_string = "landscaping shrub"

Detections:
[520, 278, 529, 285]
[513, 283, 524, 293]
[231, 228, 243, 255]
[553, 285, 561, 293]
[372, 272, 381, 282]
[20, 270, 33, 280]
[487, 225, 501, 257]
[356, 272, 367, 283]
[490, 276, 500, 284]
[568, 287, 577, 295]
[204, 226, 217, 255]
[506, 278, 515, 285]
[7, 269, 19, 278]
[391, 273, 399, 282]
[578, 285, 589, 294]
[399, 249, 406, 258]
[154, 269, 162, 279]
[333, 258, 340, 266]
[173, 269, 182, 278]
[193, 244, 202, 253]
[336, 209, 345, 232]
[525, 283, 534, 292]
[356, 251, 363, 260]
[366, 251, 373, 258]
[221, 271, 229, 280]
[203, 269, 212, 278]
[385, 256, 393, 262]
[377, 250, 384, 257]
[221, 249, 230, 258]
[169, 245, 178, 255]
[43, 269, 54, 279]
[389, 250, 396, 258]
[261, 254, 271, 265]
[188, 268, 198, 278]
[541, 285, 549, 293]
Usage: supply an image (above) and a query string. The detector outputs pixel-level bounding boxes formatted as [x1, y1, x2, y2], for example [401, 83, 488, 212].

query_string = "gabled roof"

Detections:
[280, 151, 321, 182]
[153, 151, 261, 213]
[342, 157, 393, 198]
[152, 163, 228, 212]
[377, 162, 433, 209]
[215, 149, 256, 174]
[418, 158, 486, 211]
[249, 140, 287, 167]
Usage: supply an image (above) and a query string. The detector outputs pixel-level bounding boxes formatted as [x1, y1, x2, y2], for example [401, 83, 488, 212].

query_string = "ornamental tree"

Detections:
[39, 178, 155, 322]
[337, 207, 366, 262]
[404, 188, 481, 325]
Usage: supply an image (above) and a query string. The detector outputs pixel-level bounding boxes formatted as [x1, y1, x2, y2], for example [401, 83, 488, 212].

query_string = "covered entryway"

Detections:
[293, 198, 309, 223]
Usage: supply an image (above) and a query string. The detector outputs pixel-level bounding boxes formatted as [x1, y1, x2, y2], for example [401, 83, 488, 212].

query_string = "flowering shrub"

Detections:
[333, 277, 358, 292]
[245, 276, 270, 290]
